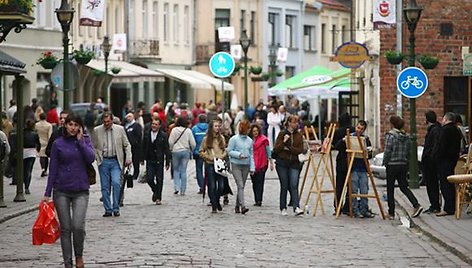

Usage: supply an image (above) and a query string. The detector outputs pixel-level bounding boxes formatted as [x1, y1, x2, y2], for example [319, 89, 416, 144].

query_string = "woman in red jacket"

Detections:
[249, 123, 274, 206]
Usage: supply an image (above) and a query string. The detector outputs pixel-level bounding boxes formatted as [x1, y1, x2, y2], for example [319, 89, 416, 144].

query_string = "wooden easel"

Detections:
[335, 130, 385, 219]
[300, 123, 337, 216]
[299, 125, 319, 199]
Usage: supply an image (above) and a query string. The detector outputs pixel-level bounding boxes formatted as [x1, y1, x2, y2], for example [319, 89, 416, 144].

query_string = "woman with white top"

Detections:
[168, 116, 196, 195]
[267, 105, 281, 150]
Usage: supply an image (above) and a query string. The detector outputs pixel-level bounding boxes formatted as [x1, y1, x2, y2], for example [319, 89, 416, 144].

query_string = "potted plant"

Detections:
[231, 63, 241, 75]
[36, 51, 59, 69]
[384, 50, 404, 65]
[0, 0, 35, 15]
[111, 67, 121, 74]
[262, 73, 270, 81]
[73, 48, 95, 65]
[250, 65, 262, 75]
[418, 54, 439, 69]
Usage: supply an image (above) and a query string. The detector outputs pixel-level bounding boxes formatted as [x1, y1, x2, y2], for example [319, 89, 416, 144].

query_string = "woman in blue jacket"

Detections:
[227, 120, 255, 214]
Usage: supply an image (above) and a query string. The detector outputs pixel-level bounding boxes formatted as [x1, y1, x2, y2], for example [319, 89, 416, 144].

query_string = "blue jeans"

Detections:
[205, 163, 225, 209]
[53, 189, 89, 267]
[23, 157, 35, 190]
[276, 164, 301, 212]
[172, 150, 190, 194]
[195, 155, 204, 191]
[147, 161, 164, 200]
[98, 158, 121, 213]
[351, 171, 369, 216]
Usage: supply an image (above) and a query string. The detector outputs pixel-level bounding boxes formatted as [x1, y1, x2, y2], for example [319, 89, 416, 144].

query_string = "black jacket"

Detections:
[46, 127, 63, 157]
[125, 121, 143, 151]
[436, 122, 461, 162]
[422, 121, 441, 162]
[142, 128, 171, 166]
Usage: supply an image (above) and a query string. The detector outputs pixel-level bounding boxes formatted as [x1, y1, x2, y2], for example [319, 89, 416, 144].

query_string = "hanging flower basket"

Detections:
[92, 69, 104, 76]
[262, 73, 270, 81]
[232, 64, 241, 75]
[1, 0, 35, 15]
[111, 67, 121, 74]
[250, 66, 262, 75]
[418, 54, 439, 69]
[73, 48, 95, 65]
[276, 70, 284, 77]
[384, 50, 404, 65]
[38, 58, 58, 69]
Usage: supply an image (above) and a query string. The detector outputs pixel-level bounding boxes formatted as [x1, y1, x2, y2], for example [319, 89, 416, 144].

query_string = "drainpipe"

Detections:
[396, 0, 403, 116]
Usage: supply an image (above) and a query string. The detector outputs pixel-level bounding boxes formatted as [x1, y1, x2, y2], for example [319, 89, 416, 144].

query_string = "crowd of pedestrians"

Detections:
[1, 96, 469, 267]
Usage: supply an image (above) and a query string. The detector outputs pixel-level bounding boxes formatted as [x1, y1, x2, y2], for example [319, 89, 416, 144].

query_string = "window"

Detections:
[285, 66, 295, 79]
[143, 0, 148, 39]
[78, 3, 84, 36]
[173, 4, 179, 43]
[444, 77, 469, 127]
[114, 6, 120, 34]
[304, 25, 315, 51]
[285, 15, 295, 48]
[250, 11, 256, 45]
[36, 1, 46, 28]
[321, 23, 326, 53]
[52, 0, 60, 29]
[153, 1, 158, 39]
[332, 25, 337, 53]
[215, 9, 230, 52]
[268, 12, 278, 45]
[105, 7, 109, 36]
[184, 6, 189, 44]
[341, 25, 347, 44]
[240, 10, 246, 34]
[163, 3, 169, 42]
[129, 0, 135, 40]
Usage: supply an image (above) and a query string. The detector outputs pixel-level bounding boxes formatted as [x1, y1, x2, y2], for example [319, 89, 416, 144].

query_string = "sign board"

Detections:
[277, 47, 288, 62]
[463, 53, 472, 76]
[396, 67, 428, 98]
[230, 44, 242, 60]
[218, 27, 235, 42]
[51, 62, 79, 91]
[332, 42, 370, 68]
[209, 52, 235, 78]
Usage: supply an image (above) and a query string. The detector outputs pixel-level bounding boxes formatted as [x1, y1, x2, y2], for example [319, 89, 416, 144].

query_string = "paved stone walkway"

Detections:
[0, 157, 470, 267]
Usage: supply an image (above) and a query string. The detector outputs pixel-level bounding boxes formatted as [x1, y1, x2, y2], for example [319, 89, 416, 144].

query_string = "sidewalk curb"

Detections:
[396, 199, 472, 266]
[0, 205, 38, 224]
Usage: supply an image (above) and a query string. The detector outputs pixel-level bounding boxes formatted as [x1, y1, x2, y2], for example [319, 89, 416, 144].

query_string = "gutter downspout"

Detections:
[396, 0, 403, 116]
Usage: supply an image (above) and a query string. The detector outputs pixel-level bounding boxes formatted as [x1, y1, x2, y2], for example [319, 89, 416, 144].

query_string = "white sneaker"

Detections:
[281, 209, 288, 216]
[295, 207, 304, 216]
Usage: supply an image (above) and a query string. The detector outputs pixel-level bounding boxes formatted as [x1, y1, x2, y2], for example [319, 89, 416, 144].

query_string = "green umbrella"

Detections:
[268, 66, 351, 98]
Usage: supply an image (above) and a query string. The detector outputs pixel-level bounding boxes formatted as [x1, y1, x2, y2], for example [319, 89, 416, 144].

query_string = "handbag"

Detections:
[298, 138, 310, 162]
[211, 149, 230, 177]
[87, 164, 96, 185]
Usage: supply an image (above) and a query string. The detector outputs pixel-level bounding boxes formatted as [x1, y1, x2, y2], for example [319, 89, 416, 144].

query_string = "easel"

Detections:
[300, 123, 337, 216]
[335, 130, 385, 219]
[299, 125, 319, 199]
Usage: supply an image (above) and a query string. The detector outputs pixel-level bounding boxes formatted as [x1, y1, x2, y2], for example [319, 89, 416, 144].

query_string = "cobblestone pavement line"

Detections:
[0, 160, 469, 267]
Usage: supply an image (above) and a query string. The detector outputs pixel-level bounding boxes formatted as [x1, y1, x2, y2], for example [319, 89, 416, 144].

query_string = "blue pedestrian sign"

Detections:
[396, 67, 428, 98]
[209, 52, 235, 78]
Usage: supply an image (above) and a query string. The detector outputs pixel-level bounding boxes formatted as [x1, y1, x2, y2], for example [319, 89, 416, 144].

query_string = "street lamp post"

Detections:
[102, 36, 112, 104]
[404, 0, 423, 189]
[268, 44, 278, 105]
[239, 30, 251, 114]
[55, 0, 74, 111]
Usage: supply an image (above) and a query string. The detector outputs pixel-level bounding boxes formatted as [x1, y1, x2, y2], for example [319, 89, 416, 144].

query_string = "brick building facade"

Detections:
[379, 0, 472, 145]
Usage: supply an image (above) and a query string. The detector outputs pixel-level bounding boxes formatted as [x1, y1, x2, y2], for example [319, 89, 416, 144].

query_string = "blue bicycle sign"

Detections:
[396, 67, 428, 98]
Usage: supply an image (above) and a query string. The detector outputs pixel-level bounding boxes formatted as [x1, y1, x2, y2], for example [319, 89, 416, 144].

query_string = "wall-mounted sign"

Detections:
[332, 42, 370, 69]
[463, 54, 472, 76]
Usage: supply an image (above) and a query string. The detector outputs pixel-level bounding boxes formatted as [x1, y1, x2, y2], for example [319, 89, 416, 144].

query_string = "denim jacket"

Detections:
[227, 134, 255, 172]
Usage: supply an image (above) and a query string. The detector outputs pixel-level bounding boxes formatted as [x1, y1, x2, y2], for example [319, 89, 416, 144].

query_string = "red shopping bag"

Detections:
[32, 201, 60, 245]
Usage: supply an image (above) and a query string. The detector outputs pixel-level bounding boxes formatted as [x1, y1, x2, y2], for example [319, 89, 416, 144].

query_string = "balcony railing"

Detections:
[129, 39, 160, 58]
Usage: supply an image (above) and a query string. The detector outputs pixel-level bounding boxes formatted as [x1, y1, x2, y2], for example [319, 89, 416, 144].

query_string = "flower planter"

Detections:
[0, 0, 33, 15]
[74, 55, 92, 65]
[92, 69, 103, 76]
[262, 73, 270, 81]
[418, 56, 439, 69]
[385, 51, 404, 65]
[39, 59, 58, 69]
[111, 67, 121, 74]
[250, 66, 262, 75]
[276, 70, 284, 77]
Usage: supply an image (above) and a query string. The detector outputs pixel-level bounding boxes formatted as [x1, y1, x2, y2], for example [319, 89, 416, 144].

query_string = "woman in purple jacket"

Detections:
[42, 113, 95, 268]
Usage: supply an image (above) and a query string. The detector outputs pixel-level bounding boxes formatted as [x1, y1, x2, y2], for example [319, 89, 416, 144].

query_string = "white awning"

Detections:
[155, 68, 233, 91]
[86, 60, 165, 83]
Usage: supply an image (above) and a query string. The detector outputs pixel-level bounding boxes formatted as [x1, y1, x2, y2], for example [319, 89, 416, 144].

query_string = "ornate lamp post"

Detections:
[404, 0, 423, 189]
[268, 44, 278, 88]
[55, 0, 74, 110]
[239, 30, 251, 114]
[101, 36, 112, 103]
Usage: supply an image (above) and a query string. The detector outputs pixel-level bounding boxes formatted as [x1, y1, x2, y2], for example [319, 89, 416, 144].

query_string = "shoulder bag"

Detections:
[87, 164, 96, 185]
[211, 148, 230, 177]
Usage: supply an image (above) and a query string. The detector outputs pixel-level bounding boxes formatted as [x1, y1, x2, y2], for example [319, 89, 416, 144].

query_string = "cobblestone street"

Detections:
[0, 160, 469, 267]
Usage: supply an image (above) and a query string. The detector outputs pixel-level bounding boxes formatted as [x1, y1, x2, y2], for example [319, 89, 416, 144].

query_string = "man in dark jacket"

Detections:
[436, 112, 462, 216]
[421, 110, 441, 214]
[333, 113, 353, 213]
[142, 118, 171, 204]
[124, 112, 143, 181]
